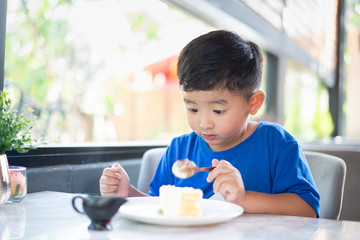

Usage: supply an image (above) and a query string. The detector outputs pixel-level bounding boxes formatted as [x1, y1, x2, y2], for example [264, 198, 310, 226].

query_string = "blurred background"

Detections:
[2, 0, 359, 145]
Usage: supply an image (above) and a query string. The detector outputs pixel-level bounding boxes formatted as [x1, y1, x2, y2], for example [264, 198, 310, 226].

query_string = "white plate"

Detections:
[118, 197, 244, 226]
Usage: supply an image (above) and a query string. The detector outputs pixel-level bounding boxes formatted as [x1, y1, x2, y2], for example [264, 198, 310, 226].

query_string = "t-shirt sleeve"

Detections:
[272, 142, 320, 217]
[148, 146, 175, 196]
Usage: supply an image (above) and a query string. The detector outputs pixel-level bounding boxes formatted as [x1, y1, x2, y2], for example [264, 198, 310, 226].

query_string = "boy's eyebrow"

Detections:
[209, 99, 228, 105]
[183, 98, 196, 104]
[183, 98, 195, 104]
[183, 98, 228, 105]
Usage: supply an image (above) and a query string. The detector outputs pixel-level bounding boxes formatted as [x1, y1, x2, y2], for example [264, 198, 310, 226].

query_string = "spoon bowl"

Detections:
[172, 159, 215, 179]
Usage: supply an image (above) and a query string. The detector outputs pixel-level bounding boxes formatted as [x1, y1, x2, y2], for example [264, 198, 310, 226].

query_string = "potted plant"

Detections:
[0, 90, 38, 204]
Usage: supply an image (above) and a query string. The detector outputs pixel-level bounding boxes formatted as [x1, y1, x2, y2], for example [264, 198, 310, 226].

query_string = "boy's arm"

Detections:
[242, 191, 316, 217]
[129, 185, 150, 197]
[207, 159, 317, 218]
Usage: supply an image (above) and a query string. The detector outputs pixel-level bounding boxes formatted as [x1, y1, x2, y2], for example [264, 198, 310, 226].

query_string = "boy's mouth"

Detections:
[201, 134, 217, 140]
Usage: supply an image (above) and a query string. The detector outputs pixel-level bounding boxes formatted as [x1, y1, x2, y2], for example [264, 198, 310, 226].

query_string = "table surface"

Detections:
[1, 191, 360, 240]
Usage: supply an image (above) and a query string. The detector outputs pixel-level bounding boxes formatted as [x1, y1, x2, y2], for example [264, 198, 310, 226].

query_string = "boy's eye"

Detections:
[213, 110, 225, 114]
[189, 108, 198, 113]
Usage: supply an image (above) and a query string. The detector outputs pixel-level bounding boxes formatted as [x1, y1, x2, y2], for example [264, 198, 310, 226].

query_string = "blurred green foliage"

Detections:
[0, 91, 36, 154]
[346, 0, 360, 29]
[5, 0, 72, 102]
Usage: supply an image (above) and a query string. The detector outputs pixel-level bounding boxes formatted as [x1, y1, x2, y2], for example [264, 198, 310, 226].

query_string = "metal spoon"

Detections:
[171, 159, 215, 179]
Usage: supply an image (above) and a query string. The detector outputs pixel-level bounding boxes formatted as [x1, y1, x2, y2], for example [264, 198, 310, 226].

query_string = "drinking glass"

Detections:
[8, 166, 27, 203]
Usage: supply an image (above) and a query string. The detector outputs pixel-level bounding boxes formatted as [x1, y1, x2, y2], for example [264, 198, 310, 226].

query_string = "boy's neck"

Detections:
[242, 121, 260, 142]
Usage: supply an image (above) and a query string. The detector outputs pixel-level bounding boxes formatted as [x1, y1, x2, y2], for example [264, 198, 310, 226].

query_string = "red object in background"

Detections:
[144, 55, 179, 84]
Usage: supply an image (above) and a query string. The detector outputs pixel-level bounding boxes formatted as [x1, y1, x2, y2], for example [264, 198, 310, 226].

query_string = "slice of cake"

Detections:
[159, 185, 203, 217]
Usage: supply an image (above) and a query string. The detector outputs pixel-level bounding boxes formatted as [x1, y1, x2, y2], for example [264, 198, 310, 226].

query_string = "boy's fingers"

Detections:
[206, 159, 220, 182]
[100, 184, 118, 194]
[211, 174, 233, 193]
[102, 168, 114, 176]
[102, 167, 121, 179]
[112, 163, 121, 169]
[111, 163, 125, 177]
[207, 160, 232, 182]
[100, 175, 119, 185]
[212, 159, 220, 166]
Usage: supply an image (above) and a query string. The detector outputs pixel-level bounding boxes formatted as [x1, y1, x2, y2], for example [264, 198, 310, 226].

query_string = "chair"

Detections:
[304, 151, 346, 220]
[137, 147, 167, 193]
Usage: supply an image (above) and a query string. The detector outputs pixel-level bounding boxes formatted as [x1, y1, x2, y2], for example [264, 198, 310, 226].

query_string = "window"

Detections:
[284, 59, 333, 142]
[5, 0, 214, 144]
[343, 0, 360, 143]
[3, 0, 348, 147]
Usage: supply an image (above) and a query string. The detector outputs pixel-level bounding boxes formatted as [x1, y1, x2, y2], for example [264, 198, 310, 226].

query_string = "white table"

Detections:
[1, 191, 359, 239]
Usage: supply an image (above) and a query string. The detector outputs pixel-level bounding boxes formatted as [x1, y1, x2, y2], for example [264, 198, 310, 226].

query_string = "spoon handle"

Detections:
[196, 166, 215, 172]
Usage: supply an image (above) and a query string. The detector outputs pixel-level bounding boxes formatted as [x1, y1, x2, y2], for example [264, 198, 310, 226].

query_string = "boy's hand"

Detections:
[206, 159, 246, 206]
[99, 163, 130, 197]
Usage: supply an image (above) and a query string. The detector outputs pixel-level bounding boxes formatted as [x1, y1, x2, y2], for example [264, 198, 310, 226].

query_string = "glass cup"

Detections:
[8, 166, 27, 203]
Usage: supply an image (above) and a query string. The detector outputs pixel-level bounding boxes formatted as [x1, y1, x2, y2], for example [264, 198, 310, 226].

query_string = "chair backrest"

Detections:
[137, 147, 167, 193]
[304, 151, 346, 220]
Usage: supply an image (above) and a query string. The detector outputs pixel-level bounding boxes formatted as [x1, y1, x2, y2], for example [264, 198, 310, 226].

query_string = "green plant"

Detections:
[0, 91, 37, 154]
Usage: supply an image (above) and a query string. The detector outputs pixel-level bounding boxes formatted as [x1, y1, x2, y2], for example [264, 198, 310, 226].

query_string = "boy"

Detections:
[100, 30, 320, 217]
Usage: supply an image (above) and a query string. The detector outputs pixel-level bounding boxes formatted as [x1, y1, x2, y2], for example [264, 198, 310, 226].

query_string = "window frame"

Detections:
[6, 143, 167, 167]
[0, 0, 6, 90]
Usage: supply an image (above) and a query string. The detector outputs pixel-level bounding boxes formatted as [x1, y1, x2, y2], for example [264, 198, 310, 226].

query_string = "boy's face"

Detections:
[181, 89, 250, 152]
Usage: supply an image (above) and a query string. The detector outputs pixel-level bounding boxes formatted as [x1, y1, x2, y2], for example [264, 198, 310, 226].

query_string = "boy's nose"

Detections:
[200, 116, 214, 130]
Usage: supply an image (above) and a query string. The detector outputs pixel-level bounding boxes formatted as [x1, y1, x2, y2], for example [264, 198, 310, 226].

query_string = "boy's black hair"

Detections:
[177, 30, 263, 101]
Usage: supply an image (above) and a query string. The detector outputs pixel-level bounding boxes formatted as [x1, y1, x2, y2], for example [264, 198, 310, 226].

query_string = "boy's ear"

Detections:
[249, 90, 265, 115]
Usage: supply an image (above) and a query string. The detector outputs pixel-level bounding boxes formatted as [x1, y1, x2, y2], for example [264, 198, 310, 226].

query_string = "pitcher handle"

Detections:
[72, 196, 85, 214]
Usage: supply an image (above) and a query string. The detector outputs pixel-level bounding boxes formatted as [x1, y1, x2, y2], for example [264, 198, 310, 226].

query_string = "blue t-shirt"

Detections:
[149, 121, 320, 217]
